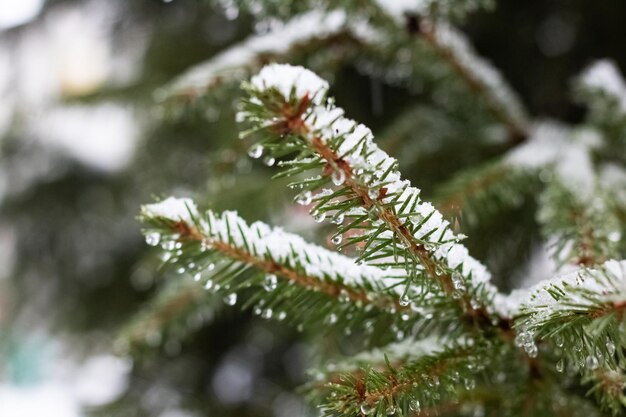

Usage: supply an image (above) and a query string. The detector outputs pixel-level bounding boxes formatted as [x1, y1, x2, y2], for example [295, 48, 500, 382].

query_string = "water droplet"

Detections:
[331, 235, 342, 245]
[360, 404, 373, 415]
[409, 214, 423, 224]
[556, 358, 565, 373]
[262, 308, 273, 319]
[331, 213, 344, 224]
[162, 240, 176, 251]
[224, 293, 237, 306]
[207, 263, 216, 271]
[313, 211, 326, 222]
[263, 274, 278, 291]
[606, 340, 616, 356]
[410, 399, 421, 412]
[555, 333, 564, 347]
[204, 279, 213, 290]
[328, 313, 338, 324]
[401, 313, 410, 321]
[331, 170, 345, 186]
[193, 272, 201, 281]
[386, 404, 396, 415]
[399, 294, 410, 307]
[464, 377, 476, 390]
[145, 232, 161, 246]
[586, 355, 599, 370]
[277, 311, 287, 321]
[295, 190, 312, 206]
[368, 188, 378, 200]
[263, 155, 275, 166]
[452, 272, 464, 290]
[176, 267, 186, 274]
[609, 231, 621, 242]
[247, 144, 263, 159]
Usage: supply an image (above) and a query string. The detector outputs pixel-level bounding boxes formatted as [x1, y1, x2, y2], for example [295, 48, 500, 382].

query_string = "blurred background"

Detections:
[0, 1, 625, 416]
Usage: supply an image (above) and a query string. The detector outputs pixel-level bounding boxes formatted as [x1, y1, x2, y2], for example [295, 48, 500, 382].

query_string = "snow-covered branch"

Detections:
[420, 19, 529, 140]
[160, 10, 372, 102]
[240, 63, 501, 321]
[140, 197, 420, 339]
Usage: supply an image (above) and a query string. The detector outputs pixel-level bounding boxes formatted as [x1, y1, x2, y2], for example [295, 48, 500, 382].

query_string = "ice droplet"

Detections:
[331, 170, 345, 186]
[409, 214, 423, 224]
[410, 399, 421, 412]
[360, 404, 373, 415]
[247, 144, 263, 159]
[399, 294, 410, 307]
[313, 211, 326, 223]
[263, 274, 278, 291]
[555, 333, 564, 347]
[162, 240, 176, 251]
[331, 235, 342, 245]
[386, 405, 396, 415]
[295, 190, 312, 206]
[606, 340, 616, 356]
[224, 293, 237, 306]
[331, 212, 344, 224]
[586, 355, 599, 370]
[262, 155, 275, 166]
[145, 232, 161, 246]
[556, 358, 564, 373]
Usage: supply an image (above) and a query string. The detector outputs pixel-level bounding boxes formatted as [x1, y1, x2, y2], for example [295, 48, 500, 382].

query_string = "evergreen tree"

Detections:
[3, 1, 626, 416]
[134, 1, 626, 416]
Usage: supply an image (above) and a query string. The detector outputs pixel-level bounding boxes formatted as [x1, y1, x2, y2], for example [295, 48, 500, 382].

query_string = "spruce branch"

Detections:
[116, 278, 216, 353]
[159, 10, 373, 105]
[433, 160, 538, 227]
[417, 18, 530, 142]
[317, 338, 498, 417]
[139, 197, 422, 341]
[238, 64, 503, 326]
[538, 182, 621, 268]
[509, 260, 626, 374]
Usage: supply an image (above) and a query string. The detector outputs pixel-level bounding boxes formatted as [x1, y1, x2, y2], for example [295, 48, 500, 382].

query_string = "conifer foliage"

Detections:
[132, 1, 626, 416]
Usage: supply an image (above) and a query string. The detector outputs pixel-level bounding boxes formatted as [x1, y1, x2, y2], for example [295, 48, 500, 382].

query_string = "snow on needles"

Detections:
[495, 259, 626, 321]
[505, 121, 601, 202]
[579, 59, 626, 113]
[251, 64, 329, 106]
[428, 21, 529, 134]
[143, 198, 409, 300]
[243, 63, 497, 304]
[142, 197, 199, 225]
[163, 10, 348, 100]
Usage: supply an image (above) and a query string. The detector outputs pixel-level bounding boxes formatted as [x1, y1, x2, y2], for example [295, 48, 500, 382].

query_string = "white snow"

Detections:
[579, 59, 626, 113]
[494, 259, 626, 319]
[251, 64, 329, 105]
[165, 10, 349, 100]
[31, 103, 139, 173]
[506, 122, 602, 202]
[143, 197, 199, 224]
